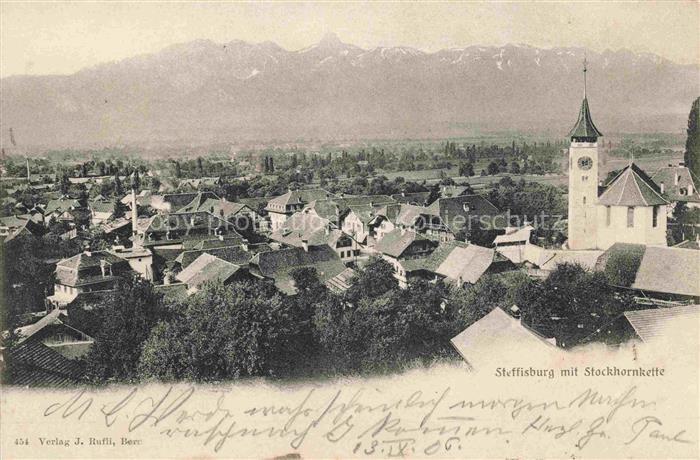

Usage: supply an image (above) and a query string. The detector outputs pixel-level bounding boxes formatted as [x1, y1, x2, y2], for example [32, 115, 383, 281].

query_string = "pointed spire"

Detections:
[569, 56, 602, 142]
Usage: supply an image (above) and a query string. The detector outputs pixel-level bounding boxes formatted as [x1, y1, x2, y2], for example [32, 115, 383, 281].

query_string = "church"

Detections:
[566, 62, 669, 250]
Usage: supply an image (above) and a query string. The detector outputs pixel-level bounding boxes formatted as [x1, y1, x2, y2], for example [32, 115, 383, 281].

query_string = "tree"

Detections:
[685, 97, 700, 180]
[139, 281, 304, 381]
[84, 277, 165, 382]
[517, 263, 629, 348]
[345, 257, 398, 303]
[314, 280, 459, 373]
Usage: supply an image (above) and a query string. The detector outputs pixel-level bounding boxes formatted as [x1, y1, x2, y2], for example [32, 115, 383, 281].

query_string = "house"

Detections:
[433, 244, 514, 287]
[0, 215, 42, 241]
[270, 210, 361, 263]
[48, 250, 137, 306]
[133, 211, 245, 250]
[265, 189, 334, 231]
[450, 307, 560, 371]
[110, 245, 154, 281]
[440, 185, 472, 198]
[4, 339, 85, 387]
[150, 191, 219, 213]
[651, 164, 700, 209]
[622, 305, 699, 344]
[595, 243, 700, 302]
[494, 226, 535, 264]
[176, 193, 263, 233]
[395, 204, 453, 241]
[44, 198, 82, 226]
[175, 253, 249, 294]
[396, 240, 514, 288]
[374, 228, 439, 286]
[120, 189, 153, 208]
[248, 245, 347, 295]
[426, 195, 501, 239]
[391, 191, 433, 206]
[14, 309, 93, 359]
[88, 199, 115, 226]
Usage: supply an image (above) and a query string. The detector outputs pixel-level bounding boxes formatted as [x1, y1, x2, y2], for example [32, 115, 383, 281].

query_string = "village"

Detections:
[1, 66, 699, 385]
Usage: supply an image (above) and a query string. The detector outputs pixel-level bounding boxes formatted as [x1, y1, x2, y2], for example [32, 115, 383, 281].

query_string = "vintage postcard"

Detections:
[1, 1, 698, 458]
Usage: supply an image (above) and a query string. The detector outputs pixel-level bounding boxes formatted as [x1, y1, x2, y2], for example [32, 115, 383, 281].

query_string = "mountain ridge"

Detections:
[1, 36, 697, 149]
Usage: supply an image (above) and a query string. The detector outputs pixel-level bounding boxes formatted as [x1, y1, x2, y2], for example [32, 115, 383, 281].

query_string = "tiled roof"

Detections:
[325, 267, 356, 293]
[391, 192, 432, 206]
[7, 340, 84, 387]
[436, 244, 497, 284]
[451, 308, 558, 370]
[569, 97, 602, 140]
[251, 245, 346, 295]
[55, 250, 131, 286]
[426, 195, 500, 232]
[45, 198, 81, 215]
[375, 229, 427, 258]
[176, 253, 242, 291]
[650, 166, 700, 203]
[89, 201, 115, 214]
[400, 240, 469, 273]
[623, 305, 699, 343]
[632, 246, 700, 297]
[598, 163, 668, 207]
[494, 226, 534, 245]
[267, 189, 333, 209]
[176, 245, 253, 269]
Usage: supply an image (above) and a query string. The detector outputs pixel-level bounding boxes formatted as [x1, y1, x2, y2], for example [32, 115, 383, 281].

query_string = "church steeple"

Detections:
[569, 57, 602, 142]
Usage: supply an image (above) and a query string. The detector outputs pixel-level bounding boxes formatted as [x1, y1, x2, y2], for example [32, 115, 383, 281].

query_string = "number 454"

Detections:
[15, 438, 29, 446]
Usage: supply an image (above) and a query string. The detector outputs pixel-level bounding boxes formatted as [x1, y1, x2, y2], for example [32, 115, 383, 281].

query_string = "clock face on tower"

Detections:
[578, 156, 593, 170]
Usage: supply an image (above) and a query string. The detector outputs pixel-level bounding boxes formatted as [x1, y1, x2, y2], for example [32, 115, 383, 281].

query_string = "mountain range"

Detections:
[1, 33, 697, 149]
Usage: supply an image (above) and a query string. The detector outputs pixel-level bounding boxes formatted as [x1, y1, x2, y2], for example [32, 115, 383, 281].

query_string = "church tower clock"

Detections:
[567, 59, 602, 250]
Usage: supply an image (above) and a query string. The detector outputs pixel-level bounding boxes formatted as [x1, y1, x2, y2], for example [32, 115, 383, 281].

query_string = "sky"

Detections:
[1, 1, 698, 77]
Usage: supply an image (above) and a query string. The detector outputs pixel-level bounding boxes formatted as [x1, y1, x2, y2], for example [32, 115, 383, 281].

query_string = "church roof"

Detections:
[569, 98, 602, 141]
[598, 163, 668, 207]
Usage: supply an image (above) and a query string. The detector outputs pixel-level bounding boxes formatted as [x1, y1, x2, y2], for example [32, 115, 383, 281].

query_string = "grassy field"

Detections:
[376, 151, 683, 190]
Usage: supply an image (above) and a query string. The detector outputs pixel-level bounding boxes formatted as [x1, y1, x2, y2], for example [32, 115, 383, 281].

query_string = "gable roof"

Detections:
[451, 308, 558, 370]
[375, 229, 428, 258]
[250, 245, 346, 294]
[7, 340, 84, 387]
[569, 97, 602, 140]
[267, 189, 333, 209]
[436, 244, 497, 284]
[55, 250, 132, 287]
[632, 246, 700, 297]
[598, 163, 668, 207]
[45, 198, 81, 215]
[650, 166, 700, 203]
[391, 191, 433, 206]
[175, 253, 242, 292]
[175, 245, 254, 269]
[623, 305, 699, 343]
[427, 195, 500, 232]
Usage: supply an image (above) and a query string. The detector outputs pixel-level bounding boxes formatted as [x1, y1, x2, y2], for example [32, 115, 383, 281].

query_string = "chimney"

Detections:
[674, 172, 679, 185]
[400, 226, 406, 236]
[131, 187, 138, 236]
[660, 182, 665, 193]
[26, 158, 30, 181]
[301, 238, 309, 252]
[100, 259, 107, 277]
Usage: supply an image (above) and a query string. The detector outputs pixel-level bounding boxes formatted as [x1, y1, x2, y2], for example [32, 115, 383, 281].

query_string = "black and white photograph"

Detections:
[0, 2, 698, 458]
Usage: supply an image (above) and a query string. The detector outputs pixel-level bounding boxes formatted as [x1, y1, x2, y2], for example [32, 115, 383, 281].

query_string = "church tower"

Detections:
[567, 58, 602, 250]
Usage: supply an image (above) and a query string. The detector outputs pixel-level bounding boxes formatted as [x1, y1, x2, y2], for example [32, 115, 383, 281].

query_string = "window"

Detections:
[606, 206, 611, 226]
[652, 205, 659, 227]
[582, 175, 588, 182]
[582, 196, 586, 204]
[627, 207, 635, 228]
